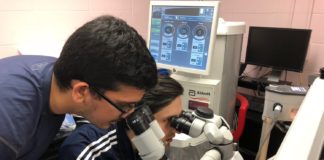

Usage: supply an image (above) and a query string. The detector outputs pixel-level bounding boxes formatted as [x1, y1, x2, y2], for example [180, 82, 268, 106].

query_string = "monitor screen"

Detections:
[147, 1, 220, 75]
[245, 26, 311, 72]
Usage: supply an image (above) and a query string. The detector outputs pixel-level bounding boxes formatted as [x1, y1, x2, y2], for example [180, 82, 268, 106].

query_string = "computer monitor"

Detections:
[147, 1, 220, 75]
[245, 26, 311, 82]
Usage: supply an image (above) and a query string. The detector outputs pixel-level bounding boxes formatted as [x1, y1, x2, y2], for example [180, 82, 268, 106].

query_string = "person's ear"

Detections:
[71, 81, 89, 103]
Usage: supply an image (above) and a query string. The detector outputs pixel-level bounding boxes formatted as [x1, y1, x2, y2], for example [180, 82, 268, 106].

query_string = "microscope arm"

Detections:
[171, 108, 242, 160]
[199, 119, 236, 160]
[203, 123, 233, 145]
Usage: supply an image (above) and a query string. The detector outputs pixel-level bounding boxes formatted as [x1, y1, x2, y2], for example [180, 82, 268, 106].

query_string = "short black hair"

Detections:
[53, 15, 157, 91]
[141, 76, 184, 114]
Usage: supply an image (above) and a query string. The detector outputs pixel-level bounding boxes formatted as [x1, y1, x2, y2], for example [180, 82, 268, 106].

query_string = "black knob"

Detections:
[195, 107, 214, 119]
[320, 67, 324, 79]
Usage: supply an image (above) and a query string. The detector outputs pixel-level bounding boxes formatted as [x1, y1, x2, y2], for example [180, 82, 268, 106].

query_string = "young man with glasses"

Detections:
[0, 15, 157, 160]
[59, 76, 183, 160]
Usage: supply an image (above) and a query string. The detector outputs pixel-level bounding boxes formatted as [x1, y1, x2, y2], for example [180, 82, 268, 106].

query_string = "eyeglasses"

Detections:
[90, 86, 136, 113]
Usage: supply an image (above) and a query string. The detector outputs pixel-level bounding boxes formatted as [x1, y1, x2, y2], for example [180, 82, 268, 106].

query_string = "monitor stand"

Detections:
[267, 69, 282, 83]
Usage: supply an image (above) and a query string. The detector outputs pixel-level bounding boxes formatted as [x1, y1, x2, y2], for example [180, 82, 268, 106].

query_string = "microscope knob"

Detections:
[195, 107, 214, 119]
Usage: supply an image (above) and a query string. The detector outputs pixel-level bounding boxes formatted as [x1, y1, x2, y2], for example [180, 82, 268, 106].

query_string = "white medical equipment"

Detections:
[147, 1, 246, 127]
[126, 104, 167, 160]
[256, 84, 307, 160]
[126, 105, 243, 160]
[170, 107, 244, 160]
[274, 69, 324, 160]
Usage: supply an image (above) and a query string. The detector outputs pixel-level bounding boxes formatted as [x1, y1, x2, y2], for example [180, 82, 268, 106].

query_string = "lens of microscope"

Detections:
[170, 117, 191, 134]
[127, 112, 150, 135]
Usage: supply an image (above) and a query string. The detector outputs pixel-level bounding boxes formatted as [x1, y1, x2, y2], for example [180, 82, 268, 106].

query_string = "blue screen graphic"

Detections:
[149, 5, 214, 72]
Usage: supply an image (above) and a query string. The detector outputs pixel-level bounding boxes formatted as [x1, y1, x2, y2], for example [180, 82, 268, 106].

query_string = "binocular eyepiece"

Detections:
[170, 110, 194, 135]
[170, 107, 215, 135]
[126, 103, 154, 135]
[170, 116, 191, 134]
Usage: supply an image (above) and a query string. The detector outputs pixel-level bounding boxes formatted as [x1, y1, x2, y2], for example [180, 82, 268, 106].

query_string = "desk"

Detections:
[238, 77, 292, 92]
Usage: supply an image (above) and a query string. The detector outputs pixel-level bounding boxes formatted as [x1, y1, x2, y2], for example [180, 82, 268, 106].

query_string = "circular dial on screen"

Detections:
[163, 23, 175, 37]
[193, 25, 207, 40]
[177, 24, 190, 39]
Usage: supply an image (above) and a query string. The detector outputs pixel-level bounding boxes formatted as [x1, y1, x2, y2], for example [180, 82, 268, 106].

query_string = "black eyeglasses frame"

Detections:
[90, 86, 134, 113]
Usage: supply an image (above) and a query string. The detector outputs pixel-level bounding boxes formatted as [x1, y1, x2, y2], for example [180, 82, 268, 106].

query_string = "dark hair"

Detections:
[53, 15, 157, 91]
[141, 76, 184, 114]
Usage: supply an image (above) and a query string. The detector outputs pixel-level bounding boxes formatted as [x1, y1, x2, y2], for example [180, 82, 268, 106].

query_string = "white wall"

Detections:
[1, 0, 323, 86]
[0, 0, 150, 58]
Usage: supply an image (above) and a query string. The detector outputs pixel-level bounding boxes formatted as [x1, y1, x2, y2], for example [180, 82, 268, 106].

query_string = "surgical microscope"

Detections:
[126, 104, 243, 160]
[170, 107, 243, 160]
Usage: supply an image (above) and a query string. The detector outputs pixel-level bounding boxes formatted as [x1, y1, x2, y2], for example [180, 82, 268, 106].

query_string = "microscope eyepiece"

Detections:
[126, 103, 155, 135]
[126, 112, 150, 135]
[170, 116, 191, 134]
[125, 103, 166, 160]
[180, 111, 195, 122]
